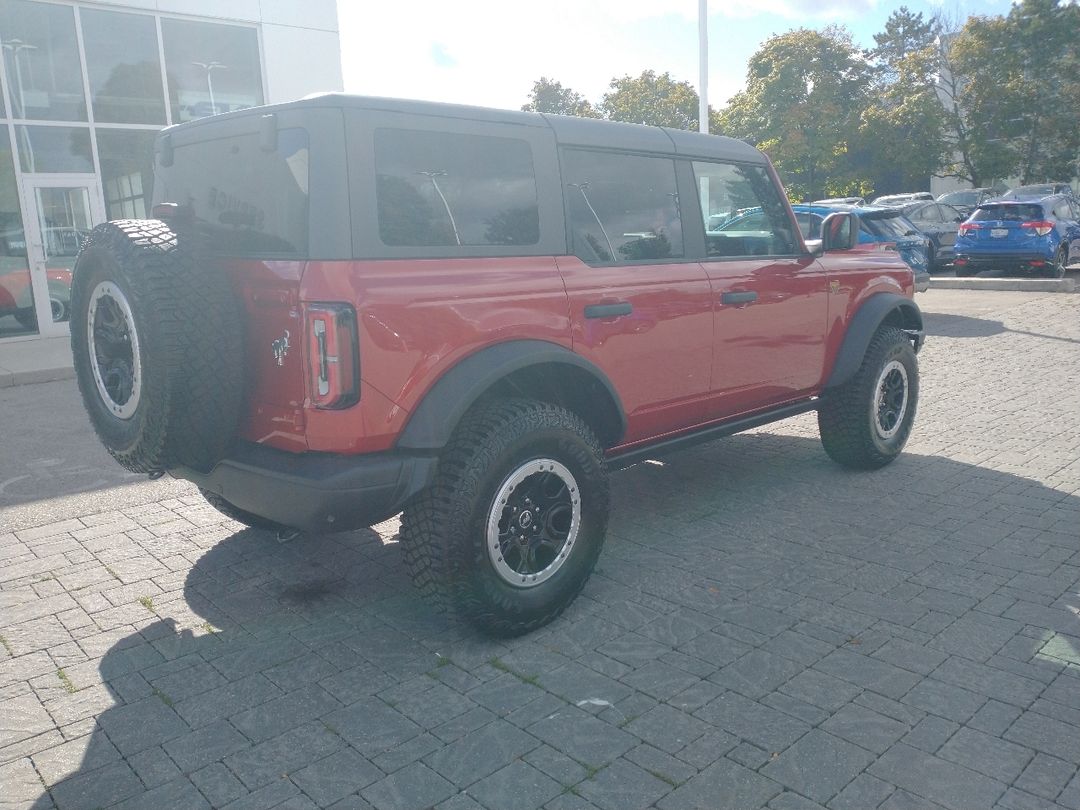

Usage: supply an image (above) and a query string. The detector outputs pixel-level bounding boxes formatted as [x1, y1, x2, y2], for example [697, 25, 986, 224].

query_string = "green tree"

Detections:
[869, 6, 937, 69]
[940, 0, 1080, 186]
[600, 70, 701, 129]
[853, 7, 948, 195]
[521, 77, 598, 117]
[718, 27, 871, 200]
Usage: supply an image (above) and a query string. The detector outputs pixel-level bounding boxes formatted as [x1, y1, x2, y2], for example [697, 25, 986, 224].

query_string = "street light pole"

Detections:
[192, 61, 227, 116]
[2, 39, 38, 118]
[698, 0, 708, 134]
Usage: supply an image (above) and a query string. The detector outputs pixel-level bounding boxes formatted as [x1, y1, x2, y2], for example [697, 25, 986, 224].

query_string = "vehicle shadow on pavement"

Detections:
[924, 311, 1080, 345]
[26, 433, 1080, 809]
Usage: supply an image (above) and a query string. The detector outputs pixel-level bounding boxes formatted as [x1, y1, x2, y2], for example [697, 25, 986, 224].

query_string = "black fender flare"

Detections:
[825, 293, 924, 389]
[396, 340, 627, 450]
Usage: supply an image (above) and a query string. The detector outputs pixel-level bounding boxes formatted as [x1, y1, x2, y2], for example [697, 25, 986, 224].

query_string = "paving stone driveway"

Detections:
[2, 290, 1079, 810]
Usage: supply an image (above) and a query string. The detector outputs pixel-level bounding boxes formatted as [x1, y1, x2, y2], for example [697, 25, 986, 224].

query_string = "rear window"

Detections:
[374, 128, 539, 247]
[972, 204, 1043, 222]
[154, 127, 309, 256]
[860, 213, 913, 240]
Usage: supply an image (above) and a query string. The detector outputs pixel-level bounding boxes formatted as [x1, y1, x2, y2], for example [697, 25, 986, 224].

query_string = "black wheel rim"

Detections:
[874, 360, 908, 440]
[88, 281, 142, 420]
[487, 459, 580, 587]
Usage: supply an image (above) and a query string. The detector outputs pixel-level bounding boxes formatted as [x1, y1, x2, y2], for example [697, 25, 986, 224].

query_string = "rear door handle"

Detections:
[584, 302, 633, 319]
[721, 291, 758, 305]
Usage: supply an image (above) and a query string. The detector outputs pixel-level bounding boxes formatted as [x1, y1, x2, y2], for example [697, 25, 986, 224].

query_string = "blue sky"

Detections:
[338, 0, 1015, 113]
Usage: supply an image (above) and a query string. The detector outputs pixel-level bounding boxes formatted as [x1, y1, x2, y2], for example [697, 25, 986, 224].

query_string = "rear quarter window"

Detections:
[374, 128, 539, 247]
[153, 127, 309, 256]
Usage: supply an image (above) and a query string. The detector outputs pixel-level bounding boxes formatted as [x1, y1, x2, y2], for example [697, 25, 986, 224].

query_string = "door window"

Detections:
[693, 161, 796, 257]
[562, 149, 683, 264]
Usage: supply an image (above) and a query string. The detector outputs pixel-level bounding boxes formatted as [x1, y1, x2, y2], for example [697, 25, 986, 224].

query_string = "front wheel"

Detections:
[818, 326, 919, 470]
[400, 399, 609, 637]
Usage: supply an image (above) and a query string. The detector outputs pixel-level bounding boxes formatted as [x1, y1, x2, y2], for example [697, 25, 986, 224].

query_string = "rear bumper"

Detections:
[174, 442, 438, 533]
[955, 252, 1050, 267]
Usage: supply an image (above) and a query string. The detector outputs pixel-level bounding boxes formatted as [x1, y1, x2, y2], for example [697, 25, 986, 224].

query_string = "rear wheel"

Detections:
[400, 398, 609, 636]
[818, 326, 918, 470]
[1050, 245, 1068, 279]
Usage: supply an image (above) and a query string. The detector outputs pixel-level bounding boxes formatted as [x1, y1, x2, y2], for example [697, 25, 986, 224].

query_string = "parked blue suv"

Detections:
[954, 195, 1080, 278]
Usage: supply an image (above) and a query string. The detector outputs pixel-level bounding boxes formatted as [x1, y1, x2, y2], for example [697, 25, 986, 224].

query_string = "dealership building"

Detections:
[0, 0, 343, 344]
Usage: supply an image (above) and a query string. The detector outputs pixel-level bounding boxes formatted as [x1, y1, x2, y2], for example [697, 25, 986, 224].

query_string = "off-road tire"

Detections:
[818, 326, 918, 470]
[400, 398, 609, 637]
[70, 220, 244, 474]
[200, 488, 283, 531]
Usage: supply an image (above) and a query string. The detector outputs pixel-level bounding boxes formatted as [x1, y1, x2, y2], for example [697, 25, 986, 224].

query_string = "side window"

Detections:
[693, 161, 796, 257]
[562, 149, 683, 263]
[374, 128, 539, 247]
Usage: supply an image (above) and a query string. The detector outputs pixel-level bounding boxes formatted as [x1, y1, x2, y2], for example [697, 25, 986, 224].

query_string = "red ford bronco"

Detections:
[71, 95, 923, 636]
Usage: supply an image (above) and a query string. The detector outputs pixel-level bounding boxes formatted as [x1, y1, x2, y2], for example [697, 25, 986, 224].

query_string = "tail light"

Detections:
[304, 303, 359, 409]
[958, 223, 982, 236]
[1021, 221, 1054, 237]
[954, 257, 968, 266]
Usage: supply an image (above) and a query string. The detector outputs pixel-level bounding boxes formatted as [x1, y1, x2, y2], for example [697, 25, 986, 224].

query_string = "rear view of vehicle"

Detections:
[954, 197, 1080, 278]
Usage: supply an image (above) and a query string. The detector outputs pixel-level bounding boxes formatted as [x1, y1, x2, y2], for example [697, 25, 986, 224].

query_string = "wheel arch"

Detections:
[396, 340, 627, 451]
[825, 293, 923, 389]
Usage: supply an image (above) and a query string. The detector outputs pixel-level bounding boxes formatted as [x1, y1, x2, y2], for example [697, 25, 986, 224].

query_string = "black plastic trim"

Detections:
[174, 442, 437, 533]
[825, 294, 924, 389]
[608, 399, 818, 469]
[396, 340, 627, 450]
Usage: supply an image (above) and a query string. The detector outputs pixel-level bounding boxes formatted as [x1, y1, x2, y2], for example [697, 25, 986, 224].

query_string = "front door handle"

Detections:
[721, 291, 758, 305]
[584, 302, 633, 319]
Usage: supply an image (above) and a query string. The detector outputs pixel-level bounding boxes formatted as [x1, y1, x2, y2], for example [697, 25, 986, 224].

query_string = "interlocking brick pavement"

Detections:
[2, 289, 1079, 809]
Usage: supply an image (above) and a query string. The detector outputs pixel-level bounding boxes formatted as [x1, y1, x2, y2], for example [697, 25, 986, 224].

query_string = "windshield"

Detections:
[972, 204, 1044, 222]
[860, 213, 915, 240]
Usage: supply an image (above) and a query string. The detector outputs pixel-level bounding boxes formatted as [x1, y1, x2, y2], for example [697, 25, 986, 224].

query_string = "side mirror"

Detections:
[819, 212, 857, 252]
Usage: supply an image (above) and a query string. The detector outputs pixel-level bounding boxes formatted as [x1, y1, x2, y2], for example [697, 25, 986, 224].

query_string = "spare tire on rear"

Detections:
[70, 219, 244, 474]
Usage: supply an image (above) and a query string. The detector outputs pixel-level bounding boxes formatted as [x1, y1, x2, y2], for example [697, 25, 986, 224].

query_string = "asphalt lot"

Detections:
[1, 288, 1079, 809]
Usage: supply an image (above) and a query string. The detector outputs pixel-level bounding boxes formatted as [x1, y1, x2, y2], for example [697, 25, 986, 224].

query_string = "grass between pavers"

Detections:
[152, 687, 174, 708]
[489, 656, 541, 686]
[56, 669, 77, 694]
[137, 595, 156, 614]
[0, 634, 12, 656]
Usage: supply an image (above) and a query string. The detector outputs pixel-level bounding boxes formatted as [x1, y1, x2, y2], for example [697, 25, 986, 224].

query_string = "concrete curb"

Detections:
[0, 335, 75, 389]
[0, 365, 75, 389]
[929, 276, 1077, 292]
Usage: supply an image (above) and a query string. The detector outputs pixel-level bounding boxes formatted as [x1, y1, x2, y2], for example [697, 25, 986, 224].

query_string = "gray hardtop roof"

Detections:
[160, 92, 766, 164]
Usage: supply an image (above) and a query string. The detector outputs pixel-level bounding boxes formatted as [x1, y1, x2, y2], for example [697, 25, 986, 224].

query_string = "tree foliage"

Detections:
[521, 77, 598, 118]
[718, 27, 871, 200]
[520, 0, 1080, 197]
[600, 70, 701, 129]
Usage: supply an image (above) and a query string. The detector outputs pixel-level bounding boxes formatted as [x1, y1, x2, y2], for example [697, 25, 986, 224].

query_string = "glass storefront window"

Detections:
[81, 9, 166, 125]
[0, 129, 36, 337]
[0, 0, 87, 121]
[15, 126, 93, 173]
[98, 129, 156, 219]
[162, 19, 263, 123]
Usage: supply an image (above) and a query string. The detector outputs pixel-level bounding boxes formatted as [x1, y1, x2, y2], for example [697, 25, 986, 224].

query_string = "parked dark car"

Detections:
[954, 195, 1080, 277]
[1002, 183, 1075, 200]
[899, 201, 965, 271]
[936, 188, 997, 218]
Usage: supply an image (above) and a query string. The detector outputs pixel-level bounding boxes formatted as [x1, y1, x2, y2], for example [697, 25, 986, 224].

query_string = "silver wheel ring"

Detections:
[873, 359, 908, 440]
[486, 458, 581, 588]
[87, 281, 142, 420]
